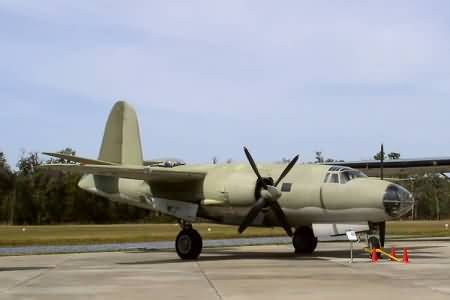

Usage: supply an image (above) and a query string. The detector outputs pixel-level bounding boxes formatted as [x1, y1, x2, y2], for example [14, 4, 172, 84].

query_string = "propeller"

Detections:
[238, 147, 299, 237]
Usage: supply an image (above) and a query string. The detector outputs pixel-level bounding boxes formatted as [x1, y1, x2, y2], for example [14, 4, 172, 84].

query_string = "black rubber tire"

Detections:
[293, 226, 318, 254]
[175, 229, 203, 260]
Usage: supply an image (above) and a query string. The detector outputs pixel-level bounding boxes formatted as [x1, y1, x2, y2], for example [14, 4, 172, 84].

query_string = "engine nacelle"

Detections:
[224, 172, 258, 206]
[203, 169, 257, 206]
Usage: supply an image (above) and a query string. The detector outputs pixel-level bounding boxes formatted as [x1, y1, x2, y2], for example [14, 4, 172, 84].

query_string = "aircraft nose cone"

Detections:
[383, 184, 414, 218]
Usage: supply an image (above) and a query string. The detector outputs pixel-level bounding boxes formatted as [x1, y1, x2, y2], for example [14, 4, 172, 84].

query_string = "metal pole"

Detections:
[441, 173, 450, 220]
[380, 144, 384, 180]
[349, 241, 353, 264]
[433, 176, 440, 221]
[411, 179, 416, 220]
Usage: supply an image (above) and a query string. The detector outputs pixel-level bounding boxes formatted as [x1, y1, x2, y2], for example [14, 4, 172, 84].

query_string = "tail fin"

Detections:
[98, 101, 143, 166]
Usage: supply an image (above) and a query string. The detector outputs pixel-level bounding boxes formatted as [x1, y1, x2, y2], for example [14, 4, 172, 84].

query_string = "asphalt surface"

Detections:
[0, 234, 363, 256]
[0, 238, 449, 299]
[0, 237, 291, 255]
[0, 235, 356, 256]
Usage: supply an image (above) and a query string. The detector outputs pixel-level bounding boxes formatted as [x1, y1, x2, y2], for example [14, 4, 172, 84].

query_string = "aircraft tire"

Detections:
[293, 226, 318, 254]
[175, 228, 203, 260]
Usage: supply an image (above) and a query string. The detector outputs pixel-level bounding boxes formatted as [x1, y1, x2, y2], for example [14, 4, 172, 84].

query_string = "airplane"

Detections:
[41, 101, 449, 260]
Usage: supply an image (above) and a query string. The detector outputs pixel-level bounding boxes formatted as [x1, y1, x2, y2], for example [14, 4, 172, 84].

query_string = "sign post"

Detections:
[346, 231, 358, 264]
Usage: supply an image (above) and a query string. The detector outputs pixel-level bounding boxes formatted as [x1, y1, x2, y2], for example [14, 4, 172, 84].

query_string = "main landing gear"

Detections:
[292, 226, 318, 254]
[175, 223, 203, 260]
[175, 223, 320, 259]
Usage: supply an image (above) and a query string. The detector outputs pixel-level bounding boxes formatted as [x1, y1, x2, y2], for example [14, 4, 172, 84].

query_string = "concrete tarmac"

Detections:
[0, 239, 449, 300]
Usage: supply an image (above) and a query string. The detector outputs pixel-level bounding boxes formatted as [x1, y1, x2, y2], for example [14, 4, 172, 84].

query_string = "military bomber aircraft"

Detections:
[43, 101, 439, 260]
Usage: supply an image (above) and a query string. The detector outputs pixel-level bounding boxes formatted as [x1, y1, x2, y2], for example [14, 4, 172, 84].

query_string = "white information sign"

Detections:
[346, 231, 357, 264]
[346, 231, 358, 241]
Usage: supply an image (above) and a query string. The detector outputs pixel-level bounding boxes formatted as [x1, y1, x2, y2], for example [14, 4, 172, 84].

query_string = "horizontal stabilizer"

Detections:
[43, 152, 115, 165]
[40, 163, 206, 183]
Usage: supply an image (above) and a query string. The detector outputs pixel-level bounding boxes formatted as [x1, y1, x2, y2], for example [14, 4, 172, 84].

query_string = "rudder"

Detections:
[98, 101, 143, 165]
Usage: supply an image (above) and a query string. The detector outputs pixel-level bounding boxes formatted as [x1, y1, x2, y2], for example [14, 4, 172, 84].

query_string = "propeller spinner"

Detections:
[238, 147, 299, 237]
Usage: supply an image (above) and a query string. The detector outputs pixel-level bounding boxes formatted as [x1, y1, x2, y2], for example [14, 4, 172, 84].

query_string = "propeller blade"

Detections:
[238, 197, 266, 234]
[244, 147, 267, 188]
[274, 155, 299, 187]
[269, 201, 293, 236]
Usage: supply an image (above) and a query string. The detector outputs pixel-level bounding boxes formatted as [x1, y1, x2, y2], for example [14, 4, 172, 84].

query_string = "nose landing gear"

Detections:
[175, 223, 203, 260]
[367, 221, 385, 258]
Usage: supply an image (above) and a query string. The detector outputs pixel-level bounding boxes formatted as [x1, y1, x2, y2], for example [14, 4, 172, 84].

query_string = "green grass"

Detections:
[0, 220, 448, 247]
[0, 224, 286, 246]
[387, 220, 450, 237]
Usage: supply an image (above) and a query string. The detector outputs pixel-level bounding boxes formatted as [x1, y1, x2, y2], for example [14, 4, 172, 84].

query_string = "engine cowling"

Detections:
[224, 172, 258, 206]
[203, 170, 257, 206]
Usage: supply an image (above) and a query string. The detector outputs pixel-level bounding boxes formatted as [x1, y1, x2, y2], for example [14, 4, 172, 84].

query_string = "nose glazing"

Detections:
[383, 184, 414, 218]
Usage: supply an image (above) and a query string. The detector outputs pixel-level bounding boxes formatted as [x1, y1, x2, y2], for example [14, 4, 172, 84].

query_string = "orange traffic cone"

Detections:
[402, 248, 409, 264]
[390, 247, 397, 261]
[371, 248, 378, 263]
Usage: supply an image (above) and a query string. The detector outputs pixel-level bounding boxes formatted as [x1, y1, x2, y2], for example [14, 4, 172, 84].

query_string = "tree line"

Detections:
[0, 149, 448, 225]
[0, 149, 154, 225]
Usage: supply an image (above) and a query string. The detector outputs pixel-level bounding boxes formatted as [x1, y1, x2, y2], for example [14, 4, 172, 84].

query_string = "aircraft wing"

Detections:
[43, 152, 116, 165]
[40, 164, 206, 183]
[325, 157, 450, 177]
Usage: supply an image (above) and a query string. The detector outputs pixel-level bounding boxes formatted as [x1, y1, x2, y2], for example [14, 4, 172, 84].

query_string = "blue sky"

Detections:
[1, 1, 450, 166]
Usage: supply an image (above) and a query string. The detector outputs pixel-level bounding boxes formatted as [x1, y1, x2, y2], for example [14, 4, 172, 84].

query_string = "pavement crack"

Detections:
[196, 261, 223, 300]
[5, 256, 73, 293]
[9, 269, 49, 290]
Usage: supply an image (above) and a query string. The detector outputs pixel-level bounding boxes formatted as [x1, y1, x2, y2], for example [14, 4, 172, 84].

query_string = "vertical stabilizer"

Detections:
[98, 101, 143, 165]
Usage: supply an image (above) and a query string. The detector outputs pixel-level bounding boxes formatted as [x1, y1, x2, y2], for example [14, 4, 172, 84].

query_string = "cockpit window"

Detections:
[340, 170, 366, 184]
[330, 174, 339, 183]
[324, 167, 367, 184]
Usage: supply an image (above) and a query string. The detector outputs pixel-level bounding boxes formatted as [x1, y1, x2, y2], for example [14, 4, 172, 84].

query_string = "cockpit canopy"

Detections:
[324, 166, 367, 184]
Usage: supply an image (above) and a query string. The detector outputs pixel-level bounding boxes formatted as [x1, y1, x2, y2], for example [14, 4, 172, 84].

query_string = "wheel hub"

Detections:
[178, 234, 192, 254]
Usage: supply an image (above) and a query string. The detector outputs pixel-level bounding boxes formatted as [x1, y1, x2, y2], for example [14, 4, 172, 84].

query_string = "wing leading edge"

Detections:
[43, 152, 116, 165]
[40, 164, 206, 183]
[42, 152, 206, 183]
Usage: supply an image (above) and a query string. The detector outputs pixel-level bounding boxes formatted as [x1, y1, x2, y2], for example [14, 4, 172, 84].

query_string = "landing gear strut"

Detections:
[367, 221, 385, 258]
[292, 226, 318, 254]
[367, 221, 385, 249]
[175, 223, 203, 260]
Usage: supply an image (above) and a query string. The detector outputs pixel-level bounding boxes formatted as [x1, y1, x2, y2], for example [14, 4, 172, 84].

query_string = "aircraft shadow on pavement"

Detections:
[119, 248, 328, 265]
[119, 245, 445, 266]
[0, 267, 53, 272]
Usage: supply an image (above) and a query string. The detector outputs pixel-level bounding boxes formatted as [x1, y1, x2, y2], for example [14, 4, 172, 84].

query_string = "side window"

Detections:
[324, 173, 330, 183]
[281, 182, 292, 192]
[330, 173, 339, 183]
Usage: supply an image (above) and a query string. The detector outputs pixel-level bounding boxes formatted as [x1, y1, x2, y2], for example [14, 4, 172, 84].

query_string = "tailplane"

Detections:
[98, 101, 143, 166]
